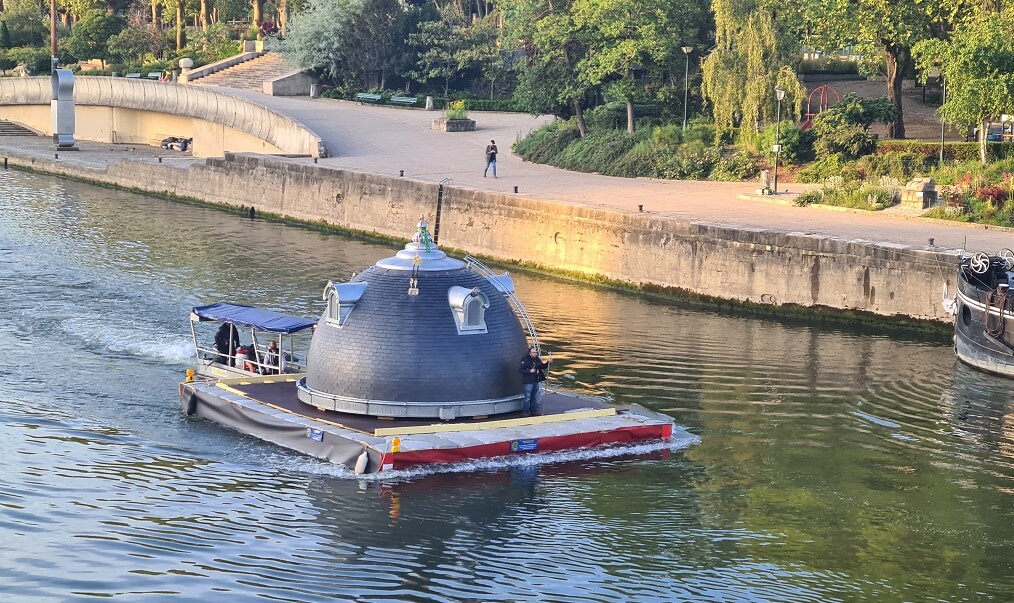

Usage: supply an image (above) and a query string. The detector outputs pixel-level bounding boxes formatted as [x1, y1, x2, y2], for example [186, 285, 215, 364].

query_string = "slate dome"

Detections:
[297, 221, 530, 419]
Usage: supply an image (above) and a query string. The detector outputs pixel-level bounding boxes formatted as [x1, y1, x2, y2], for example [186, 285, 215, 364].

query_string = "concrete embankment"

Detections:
[2, 146, 957, 325]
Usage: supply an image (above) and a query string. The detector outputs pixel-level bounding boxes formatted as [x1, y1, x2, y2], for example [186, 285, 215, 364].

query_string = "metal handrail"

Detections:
[464, 255, 540, 353]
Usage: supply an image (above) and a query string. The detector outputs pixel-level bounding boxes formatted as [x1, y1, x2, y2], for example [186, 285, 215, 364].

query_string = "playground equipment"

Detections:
[801, 84, 841, 130]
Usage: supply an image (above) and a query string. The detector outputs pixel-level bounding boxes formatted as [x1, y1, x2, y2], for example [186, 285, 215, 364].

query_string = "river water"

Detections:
[1, 168, 1011, 602]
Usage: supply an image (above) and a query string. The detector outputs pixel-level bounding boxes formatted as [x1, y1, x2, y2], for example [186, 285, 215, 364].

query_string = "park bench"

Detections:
[125, 73, 142, 79]
[146, 72, 162, 79]
[390, 96, 418, 106]
[355, 92, 382, 104]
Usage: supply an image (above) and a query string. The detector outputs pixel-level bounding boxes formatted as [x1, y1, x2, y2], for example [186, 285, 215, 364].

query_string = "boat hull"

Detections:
[179, 375, 677, 474]
[954, 263, 1014, 378]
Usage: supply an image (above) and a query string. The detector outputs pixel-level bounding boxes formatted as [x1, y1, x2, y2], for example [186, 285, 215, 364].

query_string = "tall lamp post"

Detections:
[50, 0, 58, 71]
[681, 46, 693, 131]
[939, 76, 946, 165]
[773, 86, 785, 194]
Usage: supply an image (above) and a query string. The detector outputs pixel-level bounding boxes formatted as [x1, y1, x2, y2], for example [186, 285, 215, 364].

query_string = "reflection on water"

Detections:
[1, 169, 1012, 601]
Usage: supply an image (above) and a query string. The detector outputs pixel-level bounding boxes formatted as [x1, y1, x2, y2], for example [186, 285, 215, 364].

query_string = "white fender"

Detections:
[354, 449, 369, 475]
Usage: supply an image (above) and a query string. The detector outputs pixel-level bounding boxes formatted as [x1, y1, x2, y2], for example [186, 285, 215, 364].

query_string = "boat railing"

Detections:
[193, 342, 305, 375]
[464, 255, 540, 353]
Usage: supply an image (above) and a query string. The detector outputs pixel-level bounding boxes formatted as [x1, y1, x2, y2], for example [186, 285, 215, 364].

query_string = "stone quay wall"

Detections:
[7, 151, 957, 324]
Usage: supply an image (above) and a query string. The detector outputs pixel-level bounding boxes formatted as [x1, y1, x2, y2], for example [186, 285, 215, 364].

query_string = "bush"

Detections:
[514, 121, 581, 164]
[796, 178, 900, 210]
[555, 129, 636, 174]
[798, 153, 850, 183]
[758, 121, 814, 163]
[610, 141, 658, 178]
[651, 124, 683, 148]
[799, 57, 860, 75]
[855, 151, 932, 180]
[655, 143, 720, 180]
[465, 99, 521, 112]
[710, 151, 759, 181]
[4, 46, 49, 74]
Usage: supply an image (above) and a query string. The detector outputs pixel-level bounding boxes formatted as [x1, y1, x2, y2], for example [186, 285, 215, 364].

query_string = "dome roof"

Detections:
[298, 222, 530, 419]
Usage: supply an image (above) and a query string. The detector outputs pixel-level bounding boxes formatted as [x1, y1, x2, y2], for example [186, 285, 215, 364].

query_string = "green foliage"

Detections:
[798, 58, 859, 75]
[285, 0, 408, 91]
[651, 123, 684, 147]
[655, 143, 721, 179]
[610, 141, 659, 177]
[66, 10, 127, 66]
[513, 120, 583, 163]
[1, 0, 47, 47]
[585, 102, 662, 130]
[797, 152, 850, 183]
[711, 151, 760, 181]
[795, 176, 901, 210]
[809, 94, 892, 159]
[854, 152, 932, 180]
[1, 46, 50, 74]
[683, 122, 714, 147]
[0, 22, 12, 50]
[702, 0, 805, 145]
[758, 120, 814, 163]
[188, 23, 240, 64]
[552, 129, 636, 174]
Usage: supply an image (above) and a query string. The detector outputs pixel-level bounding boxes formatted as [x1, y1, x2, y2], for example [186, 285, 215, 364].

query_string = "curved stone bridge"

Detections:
[0, 76, 328, 158]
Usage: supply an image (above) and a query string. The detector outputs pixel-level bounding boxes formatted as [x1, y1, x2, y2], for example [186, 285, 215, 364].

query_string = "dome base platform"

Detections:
[178, 374, 677, 474]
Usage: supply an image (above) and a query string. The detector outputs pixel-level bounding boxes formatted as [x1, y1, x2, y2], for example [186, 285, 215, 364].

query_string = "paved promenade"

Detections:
[2, 87, 1012, 255]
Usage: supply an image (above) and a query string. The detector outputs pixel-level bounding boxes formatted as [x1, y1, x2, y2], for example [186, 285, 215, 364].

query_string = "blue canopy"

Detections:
[192, 303, 317, 334]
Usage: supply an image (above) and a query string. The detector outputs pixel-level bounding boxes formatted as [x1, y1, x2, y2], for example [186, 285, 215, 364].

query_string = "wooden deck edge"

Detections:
[372, 407, 617, 437]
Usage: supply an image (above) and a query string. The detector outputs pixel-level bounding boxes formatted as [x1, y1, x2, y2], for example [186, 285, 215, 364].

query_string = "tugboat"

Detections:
[179, 219, 680, 474]
[953, 248, 1014, 377]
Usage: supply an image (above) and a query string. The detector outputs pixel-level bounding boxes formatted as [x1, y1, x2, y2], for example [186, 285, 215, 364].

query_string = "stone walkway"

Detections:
[1, 86, 1012, 255]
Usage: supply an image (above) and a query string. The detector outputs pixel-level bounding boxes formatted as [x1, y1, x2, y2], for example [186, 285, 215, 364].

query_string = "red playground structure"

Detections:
[801, 84, 841, 130]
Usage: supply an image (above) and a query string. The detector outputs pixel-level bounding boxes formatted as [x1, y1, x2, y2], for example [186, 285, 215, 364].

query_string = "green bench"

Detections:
[355, 93, 382, 104]
[390, 96, 418, 106]
[125, 73, 142, 79]
[146, 72, 162, 80]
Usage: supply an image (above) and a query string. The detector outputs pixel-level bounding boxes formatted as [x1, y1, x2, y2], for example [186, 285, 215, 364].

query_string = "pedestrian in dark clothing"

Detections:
[518, 346, 550, 415]
[214, 322, 240, 366]
[484, 140, 498, 178]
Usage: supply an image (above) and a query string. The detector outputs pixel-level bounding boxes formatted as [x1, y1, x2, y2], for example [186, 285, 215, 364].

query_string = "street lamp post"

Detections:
[939, 77, 946, 164]
[681, 46, 693, 131]
[773, 86, 785, 194]
[50, 0, 58, 71]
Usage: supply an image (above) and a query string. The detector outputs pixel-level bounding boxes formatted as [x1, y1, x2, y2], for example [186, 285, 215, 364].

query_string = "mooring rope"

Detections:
[984, 289, 1008, 339]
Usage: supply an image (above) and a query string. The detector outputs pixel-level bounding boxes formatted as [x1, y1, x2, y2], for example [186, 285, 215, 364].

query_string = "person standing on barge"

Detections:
[519, 346, 550, 415]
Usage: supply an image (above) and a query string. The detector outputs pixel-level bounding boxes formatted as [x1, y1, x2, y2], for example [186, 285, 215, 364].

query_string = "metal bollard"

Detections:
[638, 204, 643, 212]
[400, 170, 404, 177]
[513, 186, 519, 193]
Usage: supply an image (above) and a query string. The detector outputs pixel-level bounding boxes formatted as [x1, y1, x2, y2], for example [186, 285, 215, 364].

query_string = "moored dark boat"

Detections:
[953, 248, 1014, 378]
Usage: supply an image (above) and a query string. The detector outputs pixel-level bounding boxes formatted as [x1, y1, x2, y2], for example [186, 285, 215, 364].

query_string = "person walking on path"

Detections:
[484, 140, 498, 178]
[519, 346, 550, 415]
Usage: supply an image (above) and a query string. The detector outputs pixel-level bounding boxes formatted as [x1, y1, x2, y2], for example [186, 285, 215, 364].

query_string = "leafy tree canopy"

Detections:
[65, 10, 126, 65]
[914, 8, 1014, 163]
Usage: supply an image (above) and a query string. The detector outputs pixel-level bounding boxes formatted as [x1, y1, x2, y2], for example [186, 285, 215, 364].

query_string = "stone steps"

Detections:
[0, 120, 36, 136]
[191, 53, 299, 91]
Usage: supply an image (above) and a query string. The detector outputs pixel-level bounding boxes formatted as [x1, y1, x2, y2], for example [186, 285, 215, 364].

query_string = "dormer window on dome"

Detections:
[324, 281, 368, 327]
[448, 286, 490, 334]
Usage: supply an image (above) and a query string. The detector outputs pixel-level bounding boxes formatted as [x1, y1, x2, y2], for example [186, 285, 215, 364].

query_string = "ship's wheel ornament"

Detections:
[998, 248, 1014, 270]
[970, 252, 990, 274]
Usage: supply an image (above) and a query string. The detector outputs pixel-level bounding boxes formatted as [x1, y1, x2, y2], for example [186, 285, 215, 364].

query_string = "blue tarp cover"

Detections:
[192, 303, 317, 334]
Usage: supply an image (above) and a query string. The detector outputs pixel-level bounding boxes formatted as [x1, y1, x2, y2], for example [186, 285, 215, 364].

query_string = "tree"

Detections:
[407, 16, 468, 97]
[285, 0, 407, 92]
[570, 0, 701, 134]
[501, 0, 594, 136]
[803, 0, 973, 140]
[0, 22, 11, 50]
[914, 9, 1014, 164]
[65, 10, 126, 67]
[702, 0, 804, 145]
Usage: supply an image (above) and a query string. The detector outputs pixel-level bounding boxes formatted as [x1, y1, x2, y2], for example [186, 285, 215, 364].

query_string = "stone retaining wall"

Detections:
[5, 151, 957, 324]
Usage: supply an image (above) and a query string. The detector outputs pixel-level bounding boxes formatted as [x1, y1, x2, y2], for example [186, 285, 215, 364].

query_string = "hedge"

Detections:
[876, 140, 1014, 162]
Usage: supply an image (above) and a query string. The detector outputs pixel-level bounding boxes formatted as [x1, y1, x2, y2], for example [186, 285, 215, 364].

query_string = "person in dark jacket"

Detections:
[518, 346, 551, 415]
[214, 322, 240, 366]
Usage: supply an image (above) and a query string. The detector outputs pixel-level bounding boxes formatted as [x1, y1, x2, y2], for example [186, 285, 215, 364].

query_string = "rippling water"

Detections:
[1, 169, 1012, 601]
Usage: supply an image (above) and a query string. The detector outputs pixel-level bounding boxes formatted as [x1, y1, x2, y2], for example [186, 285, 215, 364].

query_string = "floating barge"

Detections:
[953, 249, 1014, 378]
[179, 376, 676, 473]
[179, 219, 678, 474]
